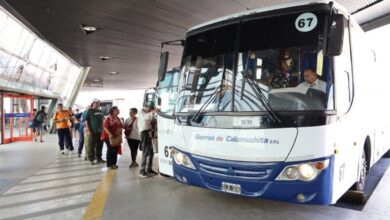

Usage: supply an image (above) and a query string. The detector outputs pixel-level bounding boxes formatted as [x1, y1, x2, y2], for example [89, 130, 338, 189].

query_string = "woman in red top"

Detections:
[101, 106, 123, 169]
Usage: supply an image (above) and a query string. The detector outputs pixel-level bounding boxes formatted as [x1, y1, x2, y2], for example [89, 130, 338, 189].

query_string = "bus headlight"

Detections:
[285, 167, 299, 179]
[298, 164, 316, 181]
[172, 149, 196, 170]
[276, 159, 329, 182]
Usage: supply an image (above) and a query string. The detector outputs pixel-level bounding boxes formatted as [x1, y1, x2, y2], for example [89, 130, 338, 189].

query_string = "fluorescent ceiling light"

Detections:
[83, 26, 97, 31]
[99, 56, 113, 61]
[93, 79, 101, 82]
[109, 71, 120, 75]
[80, 24, 101, 35]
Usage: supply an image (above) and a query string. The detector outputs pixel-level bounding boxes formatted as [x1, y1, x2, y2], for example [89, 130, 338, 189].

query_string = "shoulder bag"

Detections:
[124, 118, 136, 137]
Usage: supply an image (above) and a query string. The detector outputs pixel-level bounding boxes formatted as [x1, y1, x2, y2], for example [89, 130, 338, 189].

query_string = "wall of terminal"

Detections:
[0, 5, 82, 106]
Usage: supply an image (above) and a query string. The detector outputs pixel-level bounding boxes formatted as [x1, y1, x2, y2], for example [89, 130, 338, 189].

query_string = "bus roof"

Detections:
[188, 0, 349, 33]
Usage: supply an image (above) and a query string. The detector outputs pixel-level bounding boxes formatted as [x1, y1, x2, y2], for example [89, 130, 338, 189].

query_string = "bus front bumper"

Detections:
[173, 151, 334, 205]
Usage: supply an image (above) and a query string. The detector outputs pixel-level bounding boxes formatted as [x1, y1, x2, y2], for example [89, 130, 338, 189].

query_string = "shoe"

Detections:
[110, 165, 118, 170]
[149, 170, 158, 175]
[114, 165, 119, 169]
[69, 150, 74, 155]
[65, 149, 70, 154]
[139, 171, 151, 178]
[129, 163, 133, 168]
[78, 153, 81, 157]
[60, 150, 65, 155]
[91, 161, 95, 165]
[84, 157, 88, 161]
[134, 162, 139, 167]
[97, 159, 106, 163]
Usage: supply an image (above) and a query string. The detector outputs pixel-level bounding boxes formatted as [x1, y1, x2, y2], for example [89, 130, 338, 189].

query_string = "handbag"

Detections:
[124, 118, 136, 137]
[109, 135, 122, 147]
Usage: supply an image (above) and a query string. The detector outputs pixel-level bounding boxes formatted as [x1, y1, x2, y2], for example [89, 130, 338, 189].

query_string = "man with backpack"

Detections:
[34, 106, 47, 142]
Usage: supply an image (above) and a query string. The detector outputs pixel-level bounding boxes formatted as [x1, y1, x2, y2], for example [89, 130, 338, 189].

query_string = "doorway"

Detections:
[2, 94, 33, 144]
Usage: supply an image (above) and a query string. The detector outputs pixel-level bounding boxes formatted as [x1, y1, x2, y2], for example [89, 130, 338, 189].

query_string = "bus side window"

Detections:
[335, 22, 353, 115]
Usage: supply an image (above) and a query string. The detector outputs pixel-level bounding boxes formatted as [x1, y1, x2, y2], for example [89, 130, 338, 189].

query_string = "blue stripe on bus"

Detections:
[173, 149, 334, 205]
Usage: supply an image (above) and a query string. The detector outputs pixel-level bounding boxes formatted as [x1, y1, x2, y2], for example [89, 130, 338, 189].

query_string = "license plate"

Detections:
[221, 182, 241, 194]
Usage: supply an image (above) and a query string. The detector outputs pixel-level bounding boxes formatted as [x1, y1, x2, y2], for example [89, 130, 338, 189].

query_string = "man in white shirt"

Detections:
[138, 105, 157, 177]
[296, 67, 327, 94]
[124, 108, 140, 168]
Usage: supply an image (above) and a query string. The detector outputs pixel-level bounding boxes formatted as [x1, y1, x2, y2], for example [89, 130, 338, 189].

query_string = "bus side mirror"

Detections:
[158, 52, 169, 82]
[325, 14, 346, 56]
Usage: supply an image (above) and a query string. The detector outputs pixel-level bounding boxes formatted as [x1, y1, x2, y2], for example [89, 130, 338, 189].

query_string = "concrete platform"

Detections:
[0, 135, 389, 220]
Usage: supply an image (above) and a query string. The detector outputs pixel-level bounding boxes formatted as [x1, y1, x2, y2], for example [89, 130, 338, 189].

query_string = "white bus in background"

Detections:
[157, 0, 390, 204]
[155, 68, 180, 176]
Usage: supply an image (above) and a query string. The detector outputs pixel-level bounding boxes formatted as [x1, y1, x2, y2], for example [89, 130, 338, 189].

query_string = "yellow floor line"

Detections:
[83, 169, 115, 220]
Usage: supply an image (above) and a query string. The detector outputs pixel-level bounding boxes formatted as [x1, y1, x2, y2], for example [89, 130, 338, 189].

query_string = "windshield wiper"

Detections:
[240, 70, 282, 124]
[190, 84, 223, 125]
[191, 67, 228, 125]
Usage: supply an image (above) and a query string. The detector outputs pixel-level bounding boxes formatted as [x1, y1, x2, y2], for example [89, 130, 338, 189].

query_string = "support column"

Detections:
[67, 66, 90, 107]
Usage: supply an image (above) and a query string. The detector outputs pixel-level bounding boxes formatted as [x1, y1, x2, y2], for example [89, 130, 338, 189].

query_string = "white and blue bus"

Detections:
[157, 0, 390, 204]
[155, 68, 181, 176]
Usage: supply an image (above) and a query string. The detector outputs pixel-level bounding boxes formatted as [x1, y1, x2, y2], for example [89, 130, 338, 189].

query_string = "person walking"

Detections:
[138, 104, 158, 177]
[74, 109, 81, 140]
[31, 108, 37, 141]
[124, 108, 140, 168]
[82, 108, 90, 160]
[101, 106, 123, 169]
[34, 106, 47, 142]
[53, 103, 74, 154]
[85, 99, 105, 165]
[77, 108, 87, 157]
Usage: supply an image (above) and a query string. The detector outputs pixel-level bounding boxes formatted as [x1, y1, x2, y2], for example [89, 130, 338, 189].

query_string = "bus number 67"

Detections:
[164, 146, 173, 158]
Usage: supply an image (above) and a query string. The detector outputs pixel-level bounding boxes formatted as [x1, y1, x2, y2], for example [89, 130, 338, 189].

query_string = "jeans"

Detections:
[105, 140, 118, 167]
[88, 133, 103, 161]
[57, 128, 73, 151]
[126, 138, 140, 162]
[35, 124, 43, 140]
[78, 129, 84, 155]
[140, 130, 154, 173]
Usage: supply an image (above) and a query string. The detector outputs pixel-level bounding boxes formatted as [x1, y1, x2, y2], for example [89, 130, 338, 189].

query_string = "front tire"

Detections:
[354, 150, 368, 192]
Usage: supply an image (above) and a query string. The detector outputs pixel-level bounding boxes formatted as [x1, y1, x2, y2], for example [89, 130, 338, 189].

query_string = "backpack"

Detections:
[35, 111, 45, 123]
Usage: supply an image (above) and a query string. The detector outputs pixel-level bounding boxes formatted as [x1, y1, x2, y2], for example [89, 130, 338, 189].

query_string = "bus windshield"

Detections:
[177, 10, 334, 114]
[156, 69, 180, 115]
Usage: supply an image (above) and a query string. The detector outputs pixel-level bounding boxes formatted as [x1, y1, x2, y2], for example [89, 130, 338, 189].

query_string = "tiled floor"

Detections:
[0, 135, 106, 220]
[0, 135, 389, 220]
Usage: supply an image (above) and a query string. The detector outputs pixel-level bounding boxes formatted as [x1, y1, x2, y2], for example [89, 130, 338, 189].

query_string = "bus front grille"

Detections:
[192, 155, 277, 180]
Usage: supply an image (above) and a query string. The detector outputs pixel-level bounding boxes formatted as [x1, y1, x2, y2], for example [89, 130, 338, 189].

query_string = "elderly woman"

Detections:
[101, 106, 123, 169]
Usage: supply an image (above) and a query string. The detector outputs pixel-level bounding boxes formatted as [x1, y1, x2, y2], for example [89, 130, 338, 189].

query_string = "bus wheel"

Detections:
[354, 151, 368, 192]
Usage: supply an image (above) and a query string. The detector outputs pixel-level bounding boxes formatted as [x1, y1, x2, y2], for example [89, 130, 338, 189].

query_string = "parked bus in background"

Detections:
[157, 0, 390, 205]
[155, 67, 180, 176]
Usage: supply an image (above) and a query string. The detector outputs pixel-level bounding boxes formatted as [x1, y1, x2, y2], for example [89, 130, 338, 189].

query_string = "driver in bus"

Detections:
[296, 67, 326, 94]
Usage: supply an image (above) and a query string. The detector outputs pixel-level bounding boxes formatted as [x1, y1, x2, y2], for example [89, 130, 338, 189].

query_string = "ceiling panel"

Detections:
[1, 0, 388, 90]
